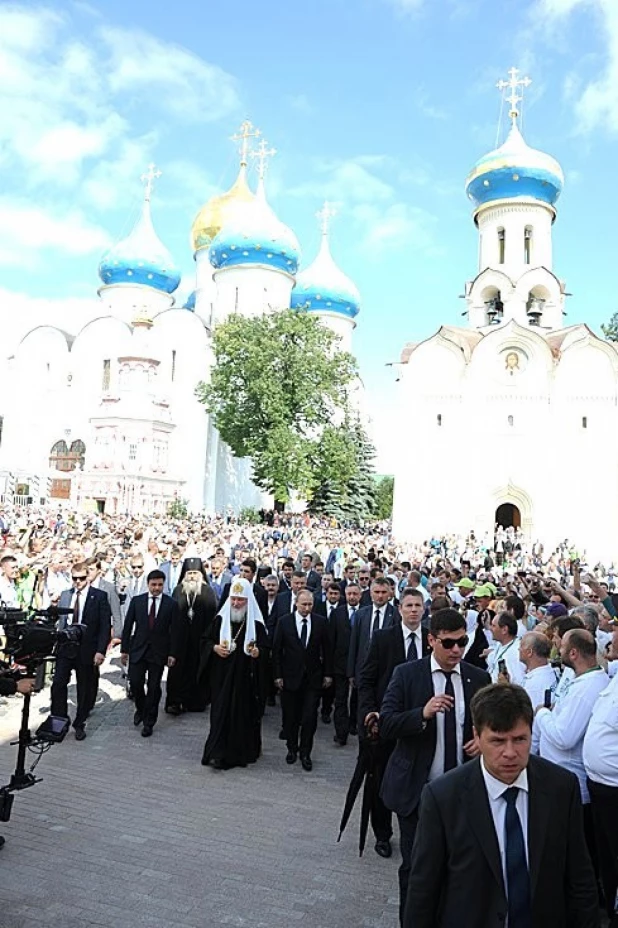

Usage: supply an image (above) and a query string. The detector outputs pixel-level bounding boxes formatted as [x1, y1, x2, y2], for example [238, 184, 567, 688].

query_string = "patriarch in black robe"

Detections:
[200, 577, 267, 770]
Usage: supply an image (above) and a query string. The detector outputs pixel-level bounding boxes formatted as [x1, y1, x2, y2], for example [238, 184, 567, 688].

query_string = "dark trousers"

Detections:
[87, 665, 100, 714]
[349, 684, 358, 732]
[333, 673, 350, 741]
[588, 777, 618, 918]
[370, 740, 395, 843]
[397, 809, 419, 926]
[128, 658, 165, 727]
[281, 682, 320, 757]
[50, 657, 93, 729]
[320, 685, 334, 718]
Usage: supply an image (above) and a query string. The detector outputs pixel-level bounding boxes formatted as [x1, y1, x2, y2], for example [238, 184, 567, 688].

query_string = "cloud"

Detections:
[352, 202, 439, 257]
[532, 0, 618, 133]
[100, 26, 240, 124]
[382, 0, 425, 13]
[0, 198, 110, 268]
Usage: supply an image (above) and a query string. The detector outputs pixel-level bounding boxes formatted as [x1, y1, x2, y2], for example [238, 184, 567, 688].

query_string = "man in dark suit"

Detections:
[120, 569, 183, 737]
[331, 583, 362, 746]
[267, 570, 307, 639]
[272, 589, 333, 771]
[219, 558, 268, 622]
[278, 559, 295, 594]
[405, 683, 599, 928]
[380, 607, 490, 924]
[314, 582, 341, 723]
[300, 553, 321, 592]
[51, 562, 112, 741]
[160, 547, 183, 596]
[347, 578, 399, 688]
[357, 587, 431, 858]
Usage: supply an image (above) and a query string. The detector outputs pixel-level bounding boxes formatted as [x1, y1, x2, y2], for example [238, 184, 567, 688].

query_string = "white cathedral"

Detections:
[0, 122, 361, 516]
[393, 69, 618, 559]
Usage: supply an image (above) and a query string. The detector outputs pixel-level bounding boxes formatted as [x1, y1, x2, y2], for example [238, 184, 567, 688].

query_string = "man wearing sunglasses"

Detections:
[379, 607, 491, 925]
[50, 563, 112, 742]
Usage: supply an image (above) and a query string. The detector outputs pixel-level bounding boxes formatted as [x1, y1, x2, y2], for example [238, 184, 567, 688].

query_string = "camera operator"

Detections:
[50, 562, 111, 742]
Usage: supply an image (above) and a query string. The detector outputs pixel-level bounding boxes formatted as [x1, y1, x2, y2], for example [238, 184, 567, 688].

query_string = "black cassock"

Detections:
[200, 617, 267, 770]
[166, 584, 217, 712]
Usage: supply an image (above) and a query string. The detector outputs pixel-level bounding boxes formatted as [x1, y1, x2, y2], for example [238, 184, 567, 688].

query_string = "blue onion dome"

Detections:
[99, 192, 181, 294]
[183, 290, 196, 311]
[208, 181, 300, 276]
[465, 121, 563, 216]
[291, 225, 360, 319]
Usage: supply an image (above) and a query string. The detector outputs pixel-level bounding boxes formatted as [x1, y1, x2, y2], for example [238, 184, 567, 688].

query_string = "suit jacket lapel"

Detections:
[527, 757, 551, 898]
[461, 667, 476, 743]
[394, 626, 405, 664]
[465, 760, 505, 894]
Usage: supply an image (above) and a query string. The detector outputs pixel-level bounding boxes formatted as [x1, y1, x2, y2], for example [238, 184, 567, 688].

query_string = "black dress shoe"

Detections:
[0, 836, 5, 849]
[321, 713, 332, 724]
[349, 725, 358, 736]
[133, 711, 143, 727]
[333, 735, 347, 746]
[375, 839, 392, 858]
[285, 751, 297, 764]
[166, 705, 181, 716]
[74, 727, 87, 742]
[300, 755, 313, 772]
[141, 725, 153, 738]
[278, 728, 286, 740]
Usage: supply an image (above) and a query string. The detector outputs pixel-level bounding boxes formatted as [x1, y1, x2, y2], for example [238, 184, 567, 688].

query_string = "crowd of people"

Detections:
[0, 504, 616, 925]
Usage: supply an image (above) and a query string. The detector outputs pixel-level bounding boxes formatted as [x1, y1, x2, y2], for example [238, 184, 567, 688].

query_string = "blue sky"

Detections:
[0, 0, 616, 467]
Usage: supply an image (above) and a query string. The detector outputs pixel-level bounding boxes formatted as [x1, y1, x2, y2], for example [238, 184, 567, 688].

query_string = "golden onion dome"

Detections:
[191, 165, 255, 254]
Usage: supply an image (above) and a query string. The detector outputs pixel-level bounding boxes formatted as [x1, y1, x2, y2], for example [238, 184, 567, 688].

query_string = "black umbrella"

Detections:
[337, 736, 381, 856]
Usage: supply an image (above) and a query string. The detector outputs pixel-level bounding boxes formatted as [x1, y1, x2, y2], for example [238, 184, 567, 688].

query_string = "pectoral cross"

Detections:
[497, 67, 532, 124]
[140, 163, 162, 203]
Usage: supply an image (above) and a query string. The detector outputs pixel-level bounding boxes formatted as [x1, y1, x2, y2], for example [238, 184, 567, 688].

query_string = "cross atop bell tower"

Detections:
[140, 163, 162, 203]
[497, 67, 532, 124]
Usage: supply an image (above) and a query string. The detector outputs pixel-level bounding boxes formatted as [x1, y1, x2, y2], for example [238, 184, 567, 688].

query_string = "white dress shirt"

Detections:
[70, 585, 89, 624]
[401, 624, 423, 660]
[523, 663, 560, 754]
[295, 611, 311, 645]
[490, 638, 526, 685]
[535, 666, 608, 802]
[0, 575, 20, 608]
[480, 757, 529, 889]
[428, 655, 465, 782]
[371, 606, 387, 635]
[583, 673, 618, 787]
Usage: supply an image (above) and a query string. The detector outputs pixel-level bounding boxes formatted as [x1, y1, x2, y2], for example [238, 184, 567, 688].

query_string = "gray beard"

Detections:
[230, 606, 246, 625]
[182, 578, 202, 596]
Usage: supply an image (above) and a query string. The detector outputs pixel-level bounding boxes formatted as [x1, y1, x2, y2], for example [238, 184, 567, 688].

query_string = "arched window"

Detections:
[582, 416, 588, 429]
[498, 228, 505, 265]
[49, 439, 85, 472]
[437, 413, 442, 427]
[508, 415, 514, 427]
[524, 227, 532, 265]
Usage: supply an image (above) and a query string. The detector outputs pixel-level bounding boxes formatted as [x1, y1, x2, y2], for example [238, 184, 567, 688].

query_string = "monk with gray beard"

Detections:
[165, 558, 217, 715]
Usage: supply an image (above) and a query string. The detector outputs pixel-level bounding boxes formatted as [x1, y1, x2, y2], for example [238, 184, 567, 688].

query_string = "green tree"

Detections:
[374, 475, 394, 520]
[197, 310, 357, 503]
[309, 420, 377, 524]
[168, 497, 189, 519]
[602, 312, 618, 341]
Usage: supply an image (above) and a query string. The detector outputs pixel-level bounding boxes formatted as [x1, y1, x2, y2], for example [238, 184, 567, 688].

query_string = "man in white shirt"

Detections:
[583, 628, 618, 926]
[488, 612, 526, 685]
[0, 555, 20, 607]
[520, 631, 559, 753]
[535, 628, 607, 872]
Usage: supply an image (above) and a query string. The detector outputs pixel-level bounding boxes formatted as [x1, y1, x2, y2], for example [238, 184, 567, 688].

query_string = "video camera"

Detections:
[0, 603, 78, 821]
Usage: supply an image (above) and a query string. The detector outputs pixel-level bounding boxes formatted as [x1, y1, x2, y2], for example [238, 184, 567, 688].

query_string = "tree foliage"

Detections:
[310, 420, 378, 523]
[197, 310, 358, 503]
[168, 497, 189, 519]
[602, 312, 618, 341]
[374, 476, 394, 520]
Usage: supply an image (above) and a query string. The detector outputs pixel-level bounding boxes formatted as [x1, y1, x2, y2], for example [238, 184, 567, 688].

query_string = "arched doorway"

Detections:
[495, 503, 521, 529]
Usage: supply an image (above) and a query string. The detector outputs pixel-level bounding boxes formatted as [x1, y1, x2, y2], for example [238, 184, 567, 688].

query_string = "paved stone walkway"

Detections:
[0, 656, 398, 928]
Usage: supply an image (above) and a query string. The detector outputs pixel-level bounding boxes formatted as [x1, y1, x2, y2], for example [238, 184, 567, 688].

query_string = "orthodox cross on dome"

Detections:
[140, 163, 162, 203]
[251, 138, 277, 180]
[317, 201, 337, 237]
[496, 67, 532, 124]
[231, 119, 261, 166]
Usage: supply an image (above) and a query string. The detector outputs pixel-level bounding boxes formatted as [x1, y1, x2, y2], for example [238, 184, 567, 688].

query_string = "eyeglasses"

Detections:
[72, 575, 87, 582]
[436, 635, 469, 650]
[132, 565, 143, 570]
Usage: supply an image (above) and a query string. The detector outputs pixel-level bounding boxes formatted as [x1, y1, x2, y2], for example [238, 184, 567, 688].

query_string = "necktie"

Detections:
[442, 671, 457, 772]
[407, 633, 418, 661]
[300, 618, 308, 648]
[149, 596, 157, 631]
[503, 787, 531, 927]
[372, 608, 381, 636]
[350, 607, 357, 625]
[72, 590, 80, 625]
